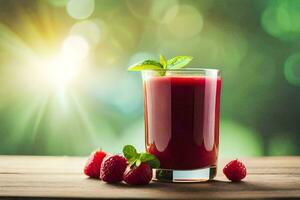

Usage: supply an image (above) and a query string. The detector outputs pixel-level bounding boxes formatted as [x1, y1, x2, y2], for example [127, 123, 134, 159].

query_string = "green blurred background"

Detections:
[0, 0, 299, 157]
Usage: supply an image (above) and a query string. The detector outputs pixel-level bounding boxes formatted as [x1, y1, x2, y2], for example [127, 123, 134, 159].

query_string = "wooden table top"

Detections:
[0, 156, 299, 199]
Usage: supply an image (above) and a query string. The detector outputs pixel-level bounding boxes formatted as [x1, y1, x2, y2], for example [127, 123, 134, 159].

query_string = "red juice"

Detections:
[144, 75, 221, 170]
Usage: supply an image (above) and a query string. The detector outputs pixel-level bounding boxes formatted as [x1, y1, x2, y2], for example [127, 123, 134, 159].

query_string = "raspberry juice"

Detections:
[144, 73, 221, 170]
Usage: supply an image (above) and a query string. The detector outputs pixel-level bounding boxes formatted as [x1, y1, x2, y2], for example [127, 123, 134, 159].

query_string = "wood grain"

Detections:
[0, 156, 299, 199]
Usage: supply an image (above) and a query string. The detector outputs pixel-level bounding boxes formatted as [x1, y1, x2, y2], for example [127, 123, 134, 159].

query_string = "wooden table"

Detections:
[0, 156, 299, 199]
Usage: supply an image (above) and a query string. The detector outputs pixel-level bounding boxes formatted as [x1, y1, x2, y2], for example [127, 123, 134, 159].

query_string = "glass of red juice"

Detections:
[142, 68, 221, 182]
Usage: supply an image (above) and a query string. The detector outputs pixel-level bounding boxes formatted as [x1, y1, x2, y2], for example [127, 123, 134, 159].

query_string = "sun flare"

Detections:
[35, 35, 90, 89]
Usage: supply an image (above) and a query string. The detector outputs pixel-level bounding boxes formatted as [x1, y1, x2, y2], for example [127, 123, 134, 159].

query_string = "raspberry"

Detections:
[84, 150, 107, 178]
[100, 155, 127, 183]
[223, 159, 247, 182]
[123, 163, 153, 185]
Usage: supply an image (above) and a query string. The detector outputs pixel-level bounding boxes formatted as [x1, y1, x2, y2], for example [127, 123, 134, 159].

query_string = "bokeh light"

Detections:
[62, 35, 89, 63]
[162, 4, 179, 23]
[151, 0, 179, 23]
[261, 0, 300, 41]
[67, 0, 95, 20]
[70, 20, 103, 47]
[165, 5, 203, 38]
[284, 52, 300, 86]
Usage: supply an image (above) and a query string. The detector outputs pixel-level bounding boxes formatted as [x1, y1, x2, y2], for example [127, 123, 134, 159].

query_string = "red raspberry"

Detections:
[123, 163, 153, 185]
[84, 150, 107, 178]
[223, 159, 247, 182]
[100, 155, 127, 183]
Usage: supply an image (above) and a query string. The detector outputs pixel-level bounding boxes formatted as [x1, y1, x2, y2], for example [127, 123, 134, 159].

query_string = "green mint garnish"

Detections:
[123, 145, 160, 168]
[159, 54, 167, 69]
[127, 60, 162, 71]
[128, 55, 193, 75]
[123, 145, 138, 163]
[167, 56, 193, 69]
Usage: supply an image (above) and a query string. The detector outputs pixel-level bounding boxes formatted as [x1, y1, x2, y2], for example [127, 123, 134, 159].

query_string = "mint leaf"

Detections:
[122, 145, 161, 168]
[160, 54, 167, 69]
[140, 153, 160, 168]
[136, 159, 141, 167]
[140, 153, 156, 162]
[167, 56, 193, 69]
[123, 145, 138, 160]
[128, 60, 163, 71]
[127, 55, 193, 74]
[147, 158, 160, 168]
[128, 157, 137, 166]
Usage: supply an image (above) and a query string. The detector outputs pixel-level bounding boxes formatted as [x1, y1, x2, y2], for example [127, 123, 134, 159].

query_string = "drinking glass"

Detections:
[142, 68, 221, 182]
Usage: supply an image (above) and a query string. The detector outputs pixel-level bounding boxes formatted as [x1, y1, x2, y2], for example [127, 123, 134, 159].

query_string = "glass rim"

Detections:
[141, 67, 220, 73]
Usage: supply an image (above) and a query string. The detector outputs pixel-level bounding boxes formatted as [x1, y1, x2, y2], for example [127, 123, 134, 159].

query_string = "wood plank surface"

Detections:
[0, 156, 299, 199]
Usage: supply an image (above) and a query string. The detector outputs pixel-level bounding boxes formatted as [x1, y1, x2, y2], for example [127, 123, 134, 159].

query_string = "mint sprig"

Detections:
[160, 54, 167, 69]
[128, 54, 193, 74]
[127, 60, 163, 71]
[123, 145, 160, 168]
[167, 56, 193, 69]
